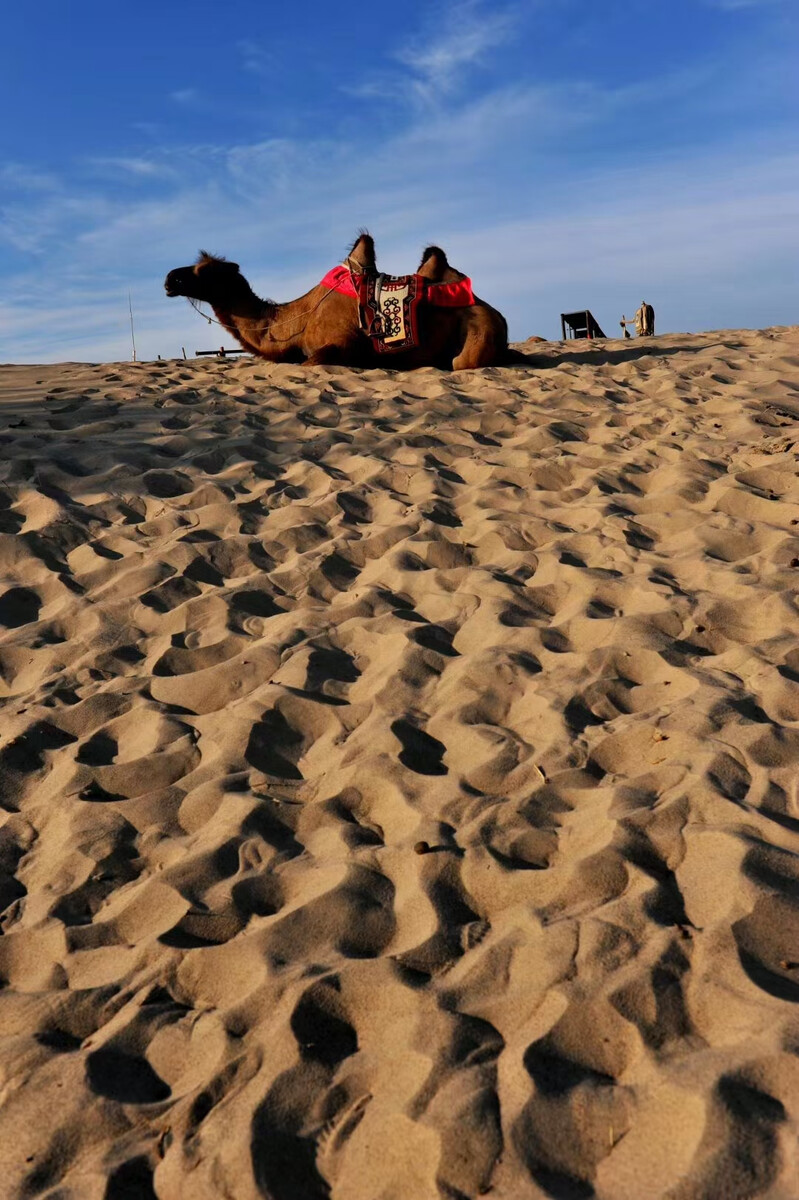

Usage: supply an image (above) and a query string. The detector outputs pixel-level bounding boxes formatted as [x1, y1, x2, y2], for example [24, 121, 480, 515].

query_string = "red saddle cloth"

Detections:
[320, 265, 475, 354]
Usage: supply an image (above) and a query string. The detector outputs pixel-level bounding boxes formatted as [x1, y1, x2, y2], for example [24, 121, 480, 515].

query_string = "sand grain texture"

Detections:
[0, 328, 798, 1198]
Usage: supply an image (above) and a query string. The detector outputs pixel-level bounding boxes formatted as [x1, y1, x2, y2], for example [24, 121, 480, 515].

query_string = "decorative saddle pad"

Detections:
[320, 264, 475, 354]
[356, 272, 424, 352]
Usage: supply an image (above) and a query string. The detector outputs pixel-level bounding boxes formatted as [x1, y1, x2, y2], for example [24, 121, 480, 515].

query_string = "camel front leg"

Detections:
[452, 337, 496, 370]
[303, 344, 345, 366]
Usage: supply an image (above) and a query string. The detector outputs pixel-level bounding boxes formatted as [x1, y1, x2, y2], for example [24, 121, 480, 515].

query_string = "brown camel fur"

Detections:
[164, 234, 509, 369]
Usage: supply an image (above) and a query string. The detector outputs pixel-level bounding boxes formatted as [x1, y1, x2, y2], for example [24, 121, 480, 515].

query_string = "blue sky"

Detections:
[1, 0, 796, 361]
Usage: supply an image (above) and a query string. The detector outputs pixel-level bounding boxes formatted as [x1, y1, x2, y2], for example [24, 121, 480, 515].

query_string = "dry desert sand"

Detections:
[1, 326, 799, 1199]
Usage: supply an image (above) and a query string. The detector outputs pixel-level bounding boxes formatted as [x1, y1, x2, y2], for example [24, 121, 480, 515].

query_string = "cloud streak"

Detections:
[705, 0, 787, 9]
[394, 0, 519, 99]
[169, 88, 200, 105]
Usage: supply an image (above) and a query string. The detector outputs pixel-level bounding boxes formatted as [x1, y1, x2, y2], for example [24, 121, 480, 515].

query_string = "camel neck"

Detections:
[207, 281, 325, 358]
[211, 281, 273, 324]
[211, 287, 294, 358]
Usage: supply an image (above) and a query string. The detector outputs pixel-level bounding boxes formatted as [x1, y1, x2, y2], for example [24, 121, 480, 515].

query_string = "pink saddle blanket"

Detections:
[320, 264, 475, 353]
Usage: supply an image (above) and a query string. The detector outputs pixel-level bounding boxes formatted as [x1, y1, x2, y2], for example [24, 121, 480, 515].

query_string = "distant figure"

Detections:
[620, 301, 655, 338]
[635, 301, 655, 336]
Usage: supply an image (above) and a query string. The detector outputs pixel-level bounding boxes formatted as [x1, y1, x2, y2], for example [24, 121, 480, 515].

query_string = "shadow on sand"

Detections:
[505, 335, 748, 371]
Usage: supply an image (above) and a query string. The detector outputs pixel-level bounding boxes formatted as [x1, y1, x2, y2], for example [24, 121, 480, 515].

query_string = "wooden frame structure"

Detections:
[560, 310, 606, 340]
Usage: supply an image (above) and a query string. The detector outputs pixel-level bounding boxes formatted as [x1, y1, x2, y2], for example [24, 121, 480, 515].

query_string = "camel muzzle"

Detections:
[164, 268, 193, 298]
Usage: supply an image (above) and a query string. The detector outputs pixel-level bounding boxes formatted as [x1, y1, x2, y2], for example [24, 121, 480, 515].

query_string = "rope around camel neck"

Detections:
[188, 284, 337, 343]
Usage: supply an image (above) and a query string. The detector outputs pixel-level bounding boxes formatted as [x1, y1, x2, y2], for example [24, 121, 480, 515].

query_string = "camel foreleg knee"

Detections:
[304, 345, 345, 366]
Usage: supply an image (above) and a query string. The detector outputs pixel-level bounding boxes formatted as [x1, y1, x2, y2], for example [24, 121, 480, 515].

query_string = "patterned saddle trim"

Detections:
[321, 264, 474, 308]
[320, 264, 475, 354]
[357, 272, 423, 352]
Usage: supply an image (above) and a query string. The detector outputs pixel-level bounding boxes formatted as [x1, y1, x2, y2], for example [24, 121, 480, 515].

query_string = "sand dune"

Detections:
[0, 326, 798, 1198]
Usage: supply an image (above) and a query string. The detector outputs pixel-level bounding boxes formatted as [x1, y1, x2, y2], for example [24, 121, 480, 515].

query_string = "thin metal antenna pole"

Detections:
[128, 292, 137, 362]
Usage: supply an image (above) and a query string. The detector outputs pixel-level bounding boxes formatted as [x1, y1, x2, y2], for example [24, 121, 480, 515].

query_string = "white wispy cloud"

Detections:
[236, 39, 276, 75]
[169, 88, 200, 105]
[348, 0, 521, 109]
[705, 0, 787, 9]
[395, 0, 519, 98]
[0, 163, 62, 192]
[86, 156, 178, 180]
[0, 190, 114, 255]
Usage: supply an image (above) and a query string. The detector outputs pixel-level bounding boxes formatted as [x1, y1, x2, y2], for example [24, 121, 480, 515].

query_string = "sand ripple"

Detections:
[0, 328, 798, 1197]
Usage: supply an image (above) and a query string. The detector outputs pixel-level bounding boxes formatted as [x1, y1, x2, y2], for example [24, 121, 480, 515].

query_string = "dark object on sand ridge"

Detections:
[560, 310, 606, 340]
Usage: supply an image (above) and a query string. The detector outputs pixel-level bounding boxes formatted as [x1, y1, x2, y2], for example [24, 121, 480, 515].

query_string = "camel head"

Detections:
[164, 251, 244, 302]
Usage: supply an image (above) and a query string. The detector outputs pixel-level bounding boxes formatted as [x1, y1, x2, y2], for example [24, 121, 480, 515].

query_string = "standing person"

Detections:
[635, 301, 655, 336]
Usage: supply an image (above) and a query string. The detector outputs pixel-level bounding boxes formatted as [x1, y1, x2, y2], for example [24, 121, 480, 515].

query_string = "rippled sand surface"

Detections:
[1, 327, 798, 1198]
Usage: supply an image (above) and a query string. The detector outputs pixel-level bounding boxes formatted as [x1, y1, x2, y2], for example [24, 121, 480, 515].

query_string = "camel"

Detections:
[164, 233, 509, 369]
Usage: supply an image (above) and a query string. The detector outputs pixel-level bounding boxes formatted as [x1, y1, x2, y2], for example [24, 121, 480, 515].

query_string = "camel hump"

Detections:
[417, 245, 448, 279]
[346, 232, 376, 275]
[417, 245, 466, 284]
